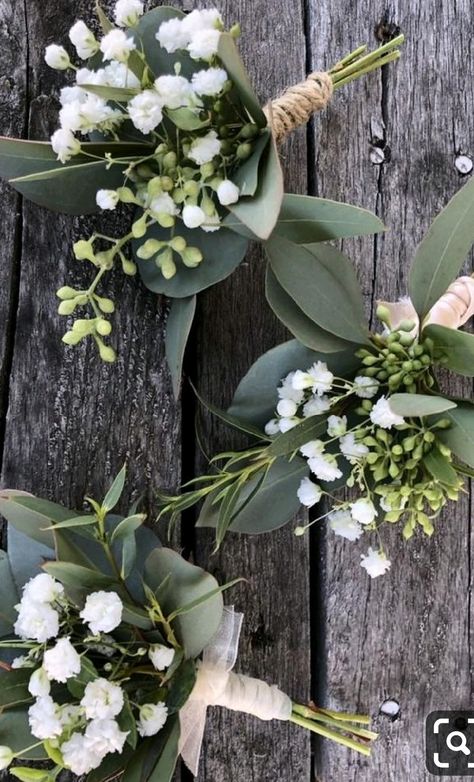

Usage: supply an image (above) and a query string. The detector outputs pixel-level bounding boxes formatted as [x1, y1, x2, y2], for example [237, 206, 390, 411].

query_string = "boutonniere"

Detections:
[0, 470, 375, 780]
[159, 175, 474, 576]
[0, 0, 403, 393]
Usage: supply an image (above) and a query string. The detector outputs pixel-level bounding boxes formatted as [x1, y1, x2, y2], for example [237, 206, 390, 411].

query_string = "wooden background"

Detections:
[0, 0, 472, 780]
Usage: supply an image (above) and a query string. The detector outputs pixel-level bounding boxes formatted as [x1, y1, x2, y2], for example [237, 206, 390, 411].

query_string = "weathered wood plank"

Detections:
[310, 1, 474, 779]
[192, 1, 312, 780]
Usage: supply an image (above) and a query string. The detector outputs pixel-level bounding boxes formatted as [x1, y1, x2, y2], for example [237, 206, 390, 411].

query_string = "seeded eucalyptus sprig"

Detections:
[159, 175, 474, 575]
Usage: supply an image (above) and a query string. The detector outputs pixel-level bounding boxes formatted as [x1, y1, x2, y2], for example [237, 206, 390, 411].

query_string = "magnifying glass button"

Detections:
[446, 731, 470, 756]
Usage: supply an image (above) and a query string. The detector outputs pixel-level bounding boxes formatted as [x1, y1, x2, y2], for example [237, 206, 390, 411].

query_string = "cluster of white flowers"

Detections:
[266, 361, 407, 577]
[156, 8, 223, 60]
[9, 574, 176, 775]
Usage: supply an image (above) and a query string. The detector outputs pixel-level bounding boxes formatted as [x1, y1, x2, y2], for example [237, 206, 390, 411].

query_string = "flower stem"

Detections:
[290, 704, 377, 756]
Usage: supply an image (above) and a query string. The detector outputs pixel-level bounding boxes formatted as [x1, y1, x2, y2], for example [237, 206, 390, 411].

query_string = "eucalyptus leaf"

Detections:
[95, 2, 115, 33]
[266, 236, 370, 344]
[266, 266, 351, 352]
[266, 415, 327, 457]
[80, 84, 140, 102]
[41, 514, 97, 531]
[217, 33, 267, 127]
[165, 107, 210, 131]
[0, 668, 32, 708]
[0, 494, 75, 548]
[167, 578, 242, 621]
[0, 709, 46, 759]
[111, 513, 145, 543]
[103, 465, 127, 512]
[118, 694, 138, 749]
[197, 456, 308, 534]
[423, 324, 474, 376]
[166, 659, 197, 714]
[273, 193, 385, 243]
[0, 550, 19, 636]
[144, 548, 223, 658]
[409, 176, 474, 317]
[191, 381, 269, 440]
[389, 393, 457, 417]
[424, 447, 460, 486]
[230, 130, 271, 197]
[7, 525, 55, 593]
[226, 135, 283, 239]
[43, 561, 117, 590]
[135, 221, 248, 298]
[133, 7, 188, 79]
[166, 295, 196, 400]
[436, 403, 474, 468]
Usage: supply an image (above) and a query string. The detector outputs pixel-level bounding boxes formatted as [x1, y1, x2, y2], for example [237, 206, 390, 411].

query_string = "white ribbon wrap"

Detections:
[178, 607, 292, 776]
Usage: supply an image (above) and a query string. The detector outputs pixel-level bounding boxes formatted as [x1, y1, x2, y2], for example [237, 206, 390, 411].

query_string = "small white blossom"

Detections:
[0, 747, 13, 771]
[278, 417, 300, 433]
[85, 718, 129, 756]
[302, 395, 331, 417]
[360, 548, 391, 578]
[182, 9, 223, 34]
[100, 29, 136, 62]
[154, 75, 195, 109]
[265, 418, 280, 436]
[101, 62, 141, 88]
[80, 591, 123, 635]
[28, 696, 64, 740]
[300, 440, 324, 459]
[350, 498, 377, 526]
[340, 433, 369, 463]
[192, 67, 228, 96]
[308, 454, 342, 482]
[137, 703, 168, 737]
[292, 362, 334, 395]
[188, 28, 221, 60]
[277, 373, 304, 405]
[128, 89, 164, 134]
[43, 637, 81, 683]
[81, 678, 124, 720]
[188, 130, 221, 164]
[96, 189, 120, 211]
[156, 17, 190, 53]
[297, 477, 322, 508]
[353, 375, 380, 399]
[201, 213, 221, 232]
[60, 86, 86, 105]
[28, 667, 51, 697]
[69, 21, 99, 59]
[22, 573, 64, 605]
[14, 600, 59, 643]
[149, 644, 175, 671]
[329, 509, 363, 542]
[217, 179, 240, 206]
[45, 44, 71, 70]
[370, 396, 405, 429]
[11, 655, 29, 669]
[61, 733, 102, 775]
[60, 95, 123, 134]
[277, 398, 298, 417]
[327, 415, 347, 438]
[182, 204, 206, 229]
[114, 0, 144, 27]
[150, 193, 179, 217]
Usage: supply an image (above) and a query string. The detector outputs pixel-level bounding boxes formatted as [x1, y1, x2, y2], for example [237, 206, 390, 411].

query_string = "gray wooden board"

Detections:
[1, 0, 473, 781]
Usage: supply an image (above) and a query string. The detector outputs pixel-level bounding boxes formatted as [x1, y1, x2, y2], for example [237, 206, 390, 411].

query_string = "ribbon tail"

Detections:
[178, 701, 208, 777]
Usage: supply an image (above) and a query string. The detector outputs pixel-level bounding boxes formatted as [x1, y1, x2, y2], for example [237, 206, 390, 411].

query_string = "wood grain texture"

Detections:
[310, 1, 474, 780]
[192, 1, 312, 780]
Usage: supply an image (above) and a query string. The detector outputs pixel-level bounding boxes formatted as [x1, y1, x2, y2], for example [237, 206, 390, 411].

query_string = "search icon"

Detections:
[446, 731, 471, 756]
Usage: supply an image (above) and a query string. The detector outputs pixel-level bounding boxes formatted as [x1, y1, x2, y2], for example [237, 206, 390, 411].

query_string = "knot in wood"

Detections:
[264, 71, 333, 143]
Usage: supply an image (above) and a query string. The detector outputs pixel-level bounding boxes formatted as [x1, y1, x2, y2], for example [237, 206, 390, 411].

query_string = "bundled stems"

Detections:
[329, 34, 405, 89]
[291, 704, 378, 756]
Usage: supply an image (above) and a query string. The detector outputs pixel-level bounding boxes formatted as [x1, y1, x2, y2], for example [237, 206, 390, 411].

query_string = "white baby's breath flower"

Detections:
[28, 667, 51, 697]
[22, 573, 64, 604]
[14, 600, 59, 643]
[80, 591, 123, 635]
[11, 655, 29, 669]
[155, 17, 190, 53]
[84, 718, 129, 756]
[114, 0, 144, 27]
[137, 703, 168, 737]
[339, 433, 369, 463]
[150, 193, 179, 217]
[182, 8, 223, 34]
[61, 733, 102, 775]
[370, 396, 405, 429]
[188, 28, 221, 60]
[69, 21, 99, 59]
[154, 75, 195, 109]
[302, 395, 331, 417]
[96, 189, 120, 211]
[278, 417, 300, 433]
[327, 415, 347, 438]
[278, 373, 305, 405]
[43, 637, 81, 683]
[292, 362, 333, 395]
[350, 498, 377, 526]
[192, 67, 228, 96]
[277, 398, 298, 418]
[81, 678, 124, 720]
[60, 86, 86, 105]
[101, 62, 141, 89]
[100, 29, 136, 62]
[300, 440, 324, 458]
[128, 89, 164, 134]
[329, 509, 363, 541]
[45, 44, 71, 70]
[297, 477, 322, 508]
[149, 644, 175, 671]
[60, 95, 123, 134]
[353, 375, 380, 399]
[28, 696, 64, 740]
[201, 213, 221, 232]
[182, 204, 206, 229]
[307, 454, 342, 482]
[265, 418, 280, 436]
[188, 130, 221, 164]
[217, 179, 240, 206]
[360, 548, 391, 578]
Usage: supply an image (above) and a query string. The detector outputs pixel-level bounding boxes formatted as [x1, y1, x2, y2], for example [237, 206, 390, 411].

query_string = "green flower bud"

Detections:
[218, 125, 230, 138]
[163, 151, 177, 170]
[147, 177, 163, 197]
[437, 442, 452, 457]
[173, 188, 186, 204]
[213, 100, 223, 112]
[241, 123, 259, 139]
[121, 258, 137, 276]
[387, 332, 401, 343]
[182, 246, 203, 267]
[376, 304, 391, 324]
[158, 248, 177, 279]
[411, 359, 422, 371]
[96, 296, 115, 314]
[362, 356, 379, 366]
[377, 370, 388, 381]
[73, 238, 95, 262]
[132, 213, 148, 239]
[361, 399, 373, 412]
[136, 164, 155, 179]
[136, 239, 164, 260]
[236, 143, 252, 159]
[389, 342, 407, 356]
[184, 180, 200, 198]
[421, 354, 431, 365]
[116, 186, 137, 203]
[366, 453, 380, 465]
[398, 319, 416, 332]
[362, 367, 379, 377]
[156, 143, 168, 155]
[97, 340, 116, 363]
[402, 360, 413, 371]
[230, 22, 241, 37]
[96, 319, 112, 336]
[200, 162, 215, 178]
[399, 332, 415, 346]
[156, 213, 175, 229]
[58, 299, 77, 316]
[388, 462, 400, 478]
[72, 319, 95, 335]
[392, 444, 403, 456]
[169, 236, 187, 252]
[403, 374, 414, 386]
[75, 294, 88, 306]
[95, 251, 114, 270]
[160, 176, 174, 192]
[56, 286, 77, 300]
[294, 526, 306, 537]
[402, 436, 416, 451]
[423, 431, 435, 443]
[201, 194, 216, 217]
[433, 418, 451, 430]
[62, 330, 83, 346]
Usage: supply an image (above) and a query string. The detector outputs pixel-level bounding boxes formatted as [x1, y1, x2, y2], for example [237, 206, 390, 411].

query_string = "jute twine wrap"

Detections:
[264, 71, 334, 143]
